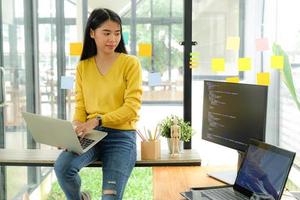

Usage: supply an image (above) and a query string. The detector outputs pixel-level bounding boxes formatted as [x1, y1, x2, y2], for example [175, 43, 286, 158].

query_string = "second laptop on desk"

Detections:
[181, 140, 295, 200]
[22, 112, 107, 154]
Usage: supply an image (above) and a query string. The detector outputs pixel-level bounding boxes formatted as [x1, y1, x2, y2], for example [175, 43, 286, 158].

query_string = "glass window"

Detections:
[1, 0, 184, 199]
[172, 0, 183, 17]
[1, 0, 28, 199]
[271, 0, 300, 189]
[65, 0, 77, 18]
[191, 0, 240, 165]
[38, 23, 57, 117]
[65, 24, 80, 120]
[192, 0, 240, 77]
[136, 0, 150, 18]
[153, 0, 170, 17]
[38, 0, 55, 18]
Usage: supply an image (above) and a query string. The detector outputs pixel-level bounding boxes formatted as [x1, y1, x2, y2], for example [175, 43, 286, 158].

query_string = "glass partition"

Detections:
[0, 0, 185, 199]
[191, 0, 241, 164]
[1, 0, 28, 198]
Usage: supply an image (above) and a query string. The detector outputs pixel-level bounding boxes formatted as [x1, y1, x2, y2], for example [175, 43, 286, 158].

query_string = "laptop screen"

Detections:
[235, 142, 295, 200]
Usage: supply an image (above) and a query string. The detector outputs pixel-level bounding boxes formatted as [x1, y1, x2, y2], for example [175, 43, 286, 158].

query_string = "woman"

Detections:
[54, 8, 142, 200]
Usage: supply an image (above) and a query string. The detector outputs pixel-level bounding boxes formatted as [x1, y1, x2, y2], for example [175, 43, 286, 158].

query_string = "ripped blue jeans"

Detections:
[54, 127, 137, 200]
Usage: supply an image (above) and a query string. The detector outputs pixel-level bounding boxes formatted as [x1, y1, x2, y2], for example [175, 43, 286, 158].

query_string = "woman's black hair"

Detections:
[80, 8, 127, 61]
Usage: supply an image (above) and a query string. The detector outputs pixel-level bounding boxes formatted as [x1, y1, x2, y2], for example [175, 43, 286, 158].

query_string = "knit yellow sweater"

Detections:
[73, 53, 143, 130]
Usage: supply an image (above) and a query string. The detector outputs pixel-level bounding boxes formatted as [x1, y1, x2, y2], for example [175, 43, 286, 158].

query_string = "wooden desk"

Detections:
[153, 166, 297, 200]
[153, 166, 229, 200]
[0, 148, 201, 167]
[0, 149, 201, 200]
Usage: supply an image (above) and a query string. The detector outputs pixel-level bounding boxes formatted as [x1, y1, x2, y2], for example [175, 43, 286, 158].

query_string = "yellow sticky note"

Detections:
[189, 61, 199, 65]
[190, 52, 199, 68]
[190, 57, 199, 61]
[257, 72, 270, 86]
[226, 37, 240, 51]
[69, 42, 83, 56]
[271, 56, 284, 69]
[138, 43, 152, 57]
[226, 77, 240, 83]
[211, 58, 225, 72]
[238, 58, 252, 71]
[190, 52, 200, 56]
[189, 61, 199, 68]
[190, 65, 199, 69]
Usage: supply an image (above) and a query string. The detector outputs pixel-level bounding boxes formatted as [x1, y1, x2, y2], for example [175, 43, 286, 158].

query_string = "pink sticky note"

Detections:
[255, 38, 269, 51]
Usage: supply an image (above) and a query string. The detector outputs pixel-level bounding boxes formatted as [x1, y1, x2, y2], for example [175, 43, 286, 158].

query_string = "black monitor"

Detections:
[202, 80, 268, 184]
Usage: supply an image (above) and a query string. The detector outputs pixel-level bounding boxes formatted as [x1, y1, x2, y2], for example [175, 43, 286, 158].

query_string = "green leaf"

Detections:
[159, 115, 194, 141]
[272, 43, 300, 111]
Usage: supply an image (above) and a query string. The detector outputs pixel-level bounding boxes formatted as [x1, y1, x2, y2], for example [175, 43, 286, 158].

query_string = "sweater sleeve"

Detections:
[101, 57, 143, 126]
[73, 63, 87, 122]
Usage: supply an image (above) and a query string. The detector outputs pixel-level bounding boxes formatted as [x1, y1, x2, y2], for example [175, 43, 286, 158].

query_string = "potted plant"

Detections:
[159, 115, 194, 153]
[272, 43, 300, 111]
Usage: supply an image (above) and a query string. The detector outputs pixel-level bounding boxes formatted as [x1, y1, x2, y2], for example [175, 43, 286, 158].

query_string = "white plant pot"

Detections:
[167, 138, 183, 154]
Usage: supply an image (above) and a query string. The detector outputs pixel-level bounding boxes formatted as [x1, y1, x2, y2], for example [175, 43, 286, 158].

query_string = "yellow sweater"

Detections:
[73, 53, 143, 130]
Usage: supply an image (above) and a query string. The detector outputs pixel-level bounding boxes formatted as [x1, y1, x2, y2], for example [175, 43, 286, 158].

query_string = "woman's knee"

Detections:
[54, 152, 78, 177]
[55, 161, 79, 180]
[54, 160, 65, 176]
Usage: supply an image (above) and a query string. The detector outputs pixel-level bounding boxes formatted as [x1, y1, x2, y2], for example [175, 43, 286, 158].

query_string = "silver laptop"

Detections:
[181, 140, 295, 200]
[22, 112, 107, 154]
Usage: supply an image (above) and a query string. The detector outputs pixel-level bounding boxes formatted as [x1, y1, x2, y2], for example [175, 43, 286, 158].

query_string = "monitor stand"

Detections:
[207, 151, 245, 185]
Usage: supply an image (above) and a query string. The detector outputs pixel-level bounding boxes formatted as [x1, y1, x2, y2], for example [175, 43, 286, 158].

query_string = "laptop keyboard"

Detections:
[201, 187, 248, 200]
[291, 192, 300, 200]
[78, 137, 95, 149]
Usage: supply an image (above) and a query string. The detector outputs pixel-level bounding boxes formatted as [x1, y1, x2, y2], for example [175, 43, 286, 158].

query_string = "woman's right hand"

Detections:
[72, 120, 85, 136]
[72, 120, 83, 128]
[73, 119, 98, 138]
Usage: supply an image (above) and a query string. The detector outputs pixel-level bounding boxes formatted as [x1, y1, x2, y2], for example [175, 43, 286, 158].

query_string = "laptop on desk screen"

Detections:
[181, 140, 295, 200]
[22, 112, 107, 154]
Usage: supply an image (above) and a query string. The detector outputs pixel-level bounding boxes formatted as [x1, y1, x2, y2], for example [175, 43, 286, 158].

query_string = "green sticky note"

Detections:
[238, 58, 252, 71]
[271, 56, 284, 69]
[211, 58, 225, 72]
[257, 72, 270, 86]
[123, 32, 129, 45]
